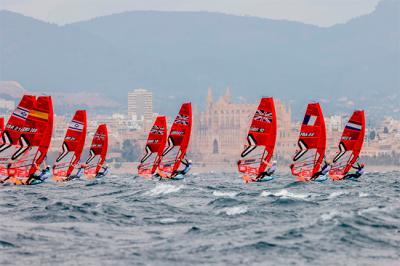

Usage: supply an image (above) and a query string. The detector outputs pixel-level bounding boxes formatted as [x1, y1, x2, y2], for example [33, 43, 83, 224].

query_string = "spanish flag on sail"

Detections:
[30, 109, 49, 122]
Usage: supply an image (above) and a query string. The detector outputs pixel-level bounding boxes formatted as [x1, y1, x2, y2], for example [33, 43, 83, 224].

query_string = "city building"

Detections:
[127, 89, 153, 122]
[191, 88, 295, 164]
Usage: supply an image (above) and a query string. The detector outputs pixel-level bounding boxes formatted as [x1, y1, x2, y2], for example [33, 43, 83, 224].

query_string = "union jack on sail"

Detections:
[174, 114, 189, 125]
[150, 125, 164, 135]
[253, 110, 272, 123]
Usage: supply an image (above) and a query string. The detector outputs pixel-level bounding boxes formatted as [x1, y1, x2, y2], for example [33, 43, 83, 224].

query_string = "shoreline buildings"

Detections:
[191, 88, 295, 163]
[0, 83, 398, 167]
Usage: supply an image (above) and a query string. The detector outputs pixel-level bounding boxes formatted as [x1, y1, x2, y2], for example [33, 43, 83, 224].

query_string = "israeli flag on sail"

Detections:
[303, 115, 317, 126]
[12, 107, 29, 120]
[345, 122, 362, 131]
[68, 120, 84, 132]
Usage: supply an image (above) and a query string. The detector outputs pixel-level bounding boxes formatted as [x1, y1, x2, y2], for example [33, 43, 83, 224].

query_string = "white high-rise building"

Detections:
[127, 88, 153, 121]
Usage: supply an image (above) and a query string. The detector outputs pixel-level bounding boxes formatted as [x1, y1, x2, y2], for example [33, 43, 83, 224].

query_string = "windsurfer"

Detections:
[29, 165, 51, 183]
[343, 162, 365, 179]
[56, 163, 86, 181]
[171, 158, 192, 177]
[96, 163, 109, 177]
[254, 160, 277, 181]
[311, 160, 332, 180]
[74, 163, 86, 179]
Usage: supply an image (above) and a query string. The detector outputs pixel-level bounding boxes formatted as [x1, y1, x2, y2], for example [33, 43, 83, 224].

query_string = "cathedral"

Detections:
[191, 88, 296, 164]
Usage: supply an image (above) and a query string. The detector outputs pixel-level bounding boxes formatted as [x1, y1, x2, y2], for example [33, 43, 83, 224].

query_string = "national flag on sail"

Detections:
[303, 115, 317, 126]
[68, 120, 84, 132]
[30, 110, 49, 121]
[345, 121, 362, 131]
[12, 107, 29, 120]
[150, 125, 164, 135]
[254, 110, 272, 122]
[174, 114, 189, 125]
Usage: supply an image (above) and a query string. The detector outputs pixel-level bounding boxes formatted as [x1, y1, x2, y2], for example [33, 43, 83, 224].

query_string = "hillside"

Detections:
[0, 0, 398, 117]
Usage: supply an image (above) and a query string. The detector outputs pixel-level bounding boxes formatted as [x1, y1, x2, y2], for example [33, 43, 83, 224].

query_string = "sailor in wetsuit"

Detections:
[254, 160, 277, 181]
[74, 164, 86, 179]
[311, 160, 332, 180]
[62, 163, 86, 181]
[171, 158, 192, 178]
[343, 163, 365, 179]
[96, 164, 109, 177]
[27, 165, 52, 184]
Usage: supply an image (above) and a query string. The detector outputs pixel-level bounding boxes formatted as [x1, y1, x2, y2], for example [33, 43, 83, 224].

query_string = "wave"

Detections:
[212, 191, 237, 198]
[261, 189, 310, 200]
[145, 184, 184, 196]
[219, 206, 248, 216]
[328, 191, 346, 199]
[159, 218, 178, 224]
[320, 210, 342, 222]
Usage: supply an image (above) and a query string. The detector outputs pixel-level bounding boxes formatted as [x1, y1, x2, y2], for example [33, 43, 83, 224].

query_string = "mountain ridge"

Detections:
[0, 0, 398, 117]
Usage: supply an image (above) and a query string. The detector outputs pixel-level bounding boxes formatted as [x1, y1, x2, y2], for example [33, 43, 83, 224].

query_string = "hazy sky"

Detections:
[1, 0, 381, 26]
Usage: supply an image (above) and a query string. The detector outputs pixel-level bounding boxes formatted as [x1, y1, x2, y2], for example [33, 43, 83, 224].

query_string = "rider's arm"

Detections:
[181, 158, 189, 167]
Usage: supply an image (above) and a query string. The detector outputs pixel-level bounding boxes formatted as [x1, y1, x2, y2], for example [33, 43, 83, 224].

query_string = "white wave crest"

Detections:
[220, 206, 248, 216]
[261, 189, 310, 200]
[328, 191, 345, 199]
[358, 192, 369, 198]
[159, 218, 178, 224]
[213, 191, 237, 198]
[320, 210, 340, 222]
[145, 184, 183, 196]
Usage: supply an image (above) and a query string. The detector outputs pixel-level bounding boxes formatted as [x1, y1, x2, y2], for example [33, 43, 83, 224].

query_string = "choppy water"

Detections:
[0, 172, 399, 265]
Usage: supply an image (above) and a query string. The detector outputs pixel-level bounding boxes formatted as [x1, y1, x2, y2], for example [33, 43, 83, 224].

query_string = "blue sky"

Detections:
[1, 0, 381, 26]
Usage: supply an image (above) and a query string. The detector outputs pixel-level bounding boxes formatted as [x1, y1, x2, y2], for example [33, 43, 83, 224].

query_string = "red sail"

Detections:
[53, 110, 87, 177]
[0, 117, 4, 134]
[330, 110, 365, 177]
[30, 96, 54, 169]
[138, 116, 167, 177]
[238, 97, 277, 178]
[17, 96, 54, 177]
[291, 102, 326, 179]
[158, 103, 192, 177]
[0, 95, 36, 178]
[84, 124, 108, 177]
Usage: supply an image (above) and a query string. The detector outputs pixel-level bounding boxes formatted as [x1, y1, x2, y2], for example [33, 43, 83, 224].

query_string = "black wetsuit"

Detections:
[255, 165, 277, 181]
[172, 159, 192, 177]
[96, 166, 109, 177]
[311, 163, 331, 180]
[343, 163, 364, 179]
[27, 169, 50, 184]
[65, 167, 85, 181]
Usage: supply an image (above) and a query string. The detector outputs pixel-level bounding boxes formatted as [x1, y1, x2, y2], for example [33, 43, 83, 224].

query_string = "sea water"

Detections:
[0, 172, 399, 265]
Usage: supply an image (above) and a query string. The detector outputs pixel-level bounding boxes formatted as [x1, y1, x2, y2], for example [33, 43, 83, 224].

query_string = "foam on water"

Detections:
[358, 192, 370, 198]
[328, 191, 345, 199]
[159, 218, 178, 224]
[220, 206, 248, 216]
[212, 191, 237, 198]
[319, 209, 347, 222]
[145, 183, 184, 196]
[261, 189, 310, 200]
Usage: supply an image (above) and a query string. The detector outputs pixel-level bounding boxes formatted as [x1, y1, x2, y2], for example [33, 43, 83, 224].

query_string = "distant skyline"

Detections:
[0, 0, 381, 26]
